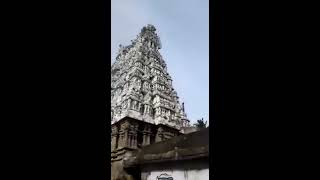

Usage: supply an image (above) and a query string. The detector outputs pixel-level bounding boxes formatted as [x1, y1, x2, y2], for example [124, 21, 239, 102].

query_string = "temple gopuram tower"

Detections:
[111, 24, 190, 180]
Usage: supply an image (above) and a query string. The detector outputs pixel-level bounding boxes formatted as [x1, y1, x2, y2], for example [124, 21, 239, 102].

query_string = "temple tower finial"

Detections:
[182, 102, 185, 113]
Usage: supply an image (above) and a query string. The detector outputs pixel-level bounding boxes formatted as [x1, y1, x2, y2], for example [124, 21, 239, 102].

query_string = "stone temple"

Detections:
[111, 24, 193, 180]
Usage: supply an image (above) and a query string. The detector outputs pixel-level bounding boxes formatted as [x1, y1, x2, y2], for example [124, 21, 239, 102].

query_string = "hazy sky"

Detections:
[111, 0, 209, 124]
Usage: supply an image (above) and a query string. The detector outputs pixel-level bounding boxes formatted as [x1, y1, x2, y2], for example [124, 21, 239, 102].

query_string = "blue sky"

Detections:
[111, 0, 209, 125]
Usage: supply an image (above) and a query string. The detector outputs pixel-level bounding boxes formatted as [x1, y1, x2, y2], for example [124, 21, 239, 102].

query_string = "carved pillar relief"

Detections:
[142, 125, 152, 146]
[143, 104, 151, 115]
[131, 100, 137, 110]
[128, 122, 139, 149]
[111, 126, 119, 151]
[127, 99, 131, 110]
[155, 126, 164, 142]
[137, 102, 141, 112]
[118, 120, 139, 149]
[118, 122, 129, 149]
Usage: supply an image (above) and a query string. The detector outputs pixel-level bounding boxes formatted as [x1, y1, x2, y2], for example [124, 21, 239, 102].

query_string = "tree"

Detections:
[194, 118, 207, 128]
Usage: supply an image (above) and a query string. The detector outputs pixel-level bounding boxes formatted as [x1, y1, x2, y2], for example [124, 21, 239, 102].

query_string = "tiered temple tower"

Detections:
[111, 24, 190, 180]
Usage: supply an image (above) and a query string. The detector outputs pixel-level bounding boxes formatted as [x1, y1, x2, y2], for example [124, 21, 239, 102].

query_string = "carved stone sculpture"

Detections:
[111, 24, 190, 129]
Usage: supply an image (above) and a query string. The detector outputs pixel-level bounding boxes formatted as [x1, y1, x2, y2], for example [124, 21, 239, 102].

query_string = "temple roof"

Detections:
[123, 127, 209, 168]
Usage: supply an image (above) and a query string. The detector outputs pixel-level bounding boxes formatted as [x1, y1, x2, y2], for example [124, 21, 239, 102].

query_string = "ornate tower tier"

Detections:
[111, 24, 190, 130]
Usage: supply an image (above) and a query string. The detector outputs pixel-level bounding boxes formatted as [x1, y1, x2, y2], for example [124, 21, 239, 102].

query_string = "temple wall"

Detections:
[111, 117, 181, 180]
[142, 167, 209, 180]
[140, 160, 209, 180]
[143, 169, 209, 180]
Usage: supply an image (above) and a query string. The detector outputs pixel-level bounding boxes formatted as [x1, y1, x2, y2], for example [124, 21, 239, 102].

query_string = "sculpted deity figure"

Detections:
[131, 76, 137, 82]
[171, 113, 176, 121]
[166, 110, 171, 118]
[161, 109, 165, 116]
[138, 92, 143, 100]
[123, 99, 130, 109]
[127, 99, 131, 109]
[153, 96, 160, 104]
[142, 81, 148, 90]
[122, 101, 127, 109]
[144, 105, 150, 115]
[144, 92, 152, 104]
[156, 108, 161, 115]
[176, 103, 182, 111]
[132, 101, 137, 110]
[116, 95, 122, 104]
[137, 102, 141, 111]
[136, 78, 141, 87]
[145, 66, 150, 74]
[128, 82, 140, 95]
[115, 107, 122, 116]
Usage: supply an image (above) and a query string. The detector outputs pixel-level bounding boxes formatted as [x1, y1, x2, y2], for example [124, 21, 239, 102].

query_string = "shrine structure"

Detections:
[111, 24, 190, 180]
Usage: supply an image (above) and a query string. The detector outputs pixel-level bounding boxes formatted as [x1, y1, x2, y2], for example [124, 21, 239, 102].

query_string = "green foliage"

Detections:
[193, 118, 207, 128]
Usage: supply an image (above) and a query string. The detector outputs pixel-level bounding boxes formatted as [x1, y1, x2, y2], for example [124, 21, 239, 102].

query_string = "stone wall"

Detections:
[143, 169, 209, 180]
[141, 160, 209, 180]
[111, 117, 181, 180]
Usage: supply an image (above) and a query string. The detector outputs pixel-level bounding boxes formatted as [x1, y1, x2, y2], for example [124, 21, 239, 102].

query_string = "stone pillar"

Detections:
[127, 129, 133, 148]
[111, 125, 119, 151]
[132, 134, 137, 148]
[142, 125, 152, 146]
[117, 130, 124, 149]
[144, 105, 149, 115]
[118, 121, 130, 149]
[155, 126, 164, 142]
[118, 120, 140, 149]
[138, 102, 141, 113]
[128, 122, 138, 149]
[127, 99, 131, 110]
